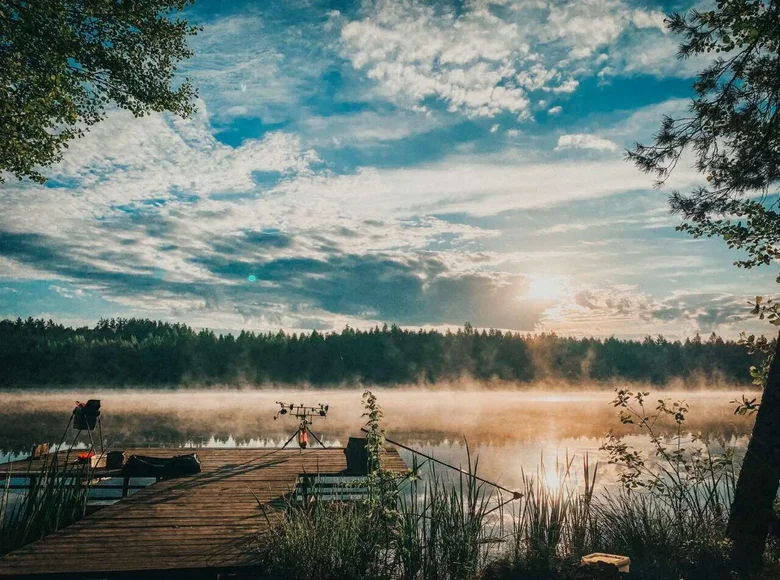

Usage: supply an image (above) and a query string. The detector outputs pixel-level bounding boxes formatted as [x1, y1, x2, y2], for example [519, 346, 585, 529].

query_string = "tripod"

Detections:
[62, 400, 104, 464]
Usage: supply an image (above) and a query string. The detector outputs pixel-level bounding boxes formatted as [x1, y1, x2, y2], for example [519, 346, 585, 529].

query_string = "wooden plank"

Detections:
[0, 446, 406, 578]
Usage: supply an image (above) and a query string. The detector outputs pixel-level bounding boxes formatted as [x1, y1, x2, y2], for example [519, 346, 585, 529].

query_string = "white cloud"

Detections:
[537, 284, 762, 339]
[555, 133, 619, 152]
[630, 9, 666, 29]
[0, 3, 735, 335]
[610, 28, 708, 79]
[336, 0, 692, 120]
[544, 98, 691, 155]
[537, 223, 588, 235]
[272, 152, 700, 218]
[549, 79, 579, 94]
[0, 105, 517, 302]
[299, 109, 445, 146]
[0, 95, 707, 333]
[516, 64, 560, 91]
[608, 98, 690, 141]
[542, 0, 664, 59]
[49, 285, 85, 299]
[0, 106, 325, 290]
[336, 0, 568, 119]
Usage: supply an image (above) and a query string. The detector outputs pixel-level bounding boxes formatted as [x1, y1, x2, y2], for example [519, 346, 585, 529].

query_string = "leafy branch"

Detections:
[601, 389, 737, 532]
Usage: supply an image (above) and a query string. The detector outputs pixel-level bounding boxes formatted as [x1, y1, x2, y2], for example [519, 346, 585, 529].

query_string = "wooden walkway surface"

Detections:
[0, 447, 407, 578]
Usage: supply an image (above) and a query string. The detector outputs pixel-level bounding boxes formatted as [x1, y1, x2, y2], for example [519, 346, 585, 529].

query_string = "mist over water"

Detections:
[0, 386, 757, 491]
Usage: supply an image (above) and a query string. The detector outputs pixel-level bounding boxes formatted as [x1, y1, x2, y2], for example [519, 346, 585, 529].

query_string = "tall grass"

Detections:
[257, 455, 741, 580]
[255, 390, 764, 580]
[398, 451, 498, 580]
[0, 447, 94, 555]
[502, 454, 598, 575]
[258, 498, 388, 580]
[593, 489, 732, 579]
[258, 450, 502, 580]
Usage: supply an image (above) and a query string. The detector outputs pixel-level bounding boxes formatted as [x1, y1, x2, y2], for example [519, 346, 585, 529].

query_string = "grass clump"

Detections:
[259, 499, 388, 580]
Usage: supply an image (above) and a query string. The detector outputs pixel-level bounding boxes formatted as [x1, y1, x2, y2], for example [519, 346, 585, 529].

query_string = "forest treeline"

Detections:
[0, 318, 764, 388]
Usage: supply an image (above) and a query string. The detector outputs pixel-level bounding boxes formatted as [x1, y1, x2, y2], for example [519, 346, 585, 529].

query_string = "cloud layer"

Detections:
[336, 0, 670, 119]
[0, 0, 775, 339]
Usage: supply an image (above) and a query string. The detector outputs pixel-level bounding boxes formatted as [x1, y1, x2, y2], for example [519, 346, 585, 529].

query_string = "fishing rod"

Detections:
[360, 428, 522, 500]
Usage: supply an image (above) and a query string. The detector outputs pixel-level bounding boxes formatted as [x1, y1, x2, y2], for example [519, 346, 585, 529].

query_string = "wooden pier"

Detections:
[0, 446, 407, 578]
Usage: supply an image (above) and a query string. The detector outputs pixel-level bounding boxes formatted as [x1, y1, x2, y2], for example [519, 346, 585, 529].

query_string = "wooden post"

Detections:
[301, 475, 310, 502]
[580, 553, 630, 576]
[122, 476, 130, 498]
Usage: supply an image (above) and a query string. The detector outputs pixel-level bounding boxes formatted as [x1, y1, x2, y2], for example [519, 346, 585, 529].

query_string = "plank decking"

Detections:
[0, 447, 407, 578]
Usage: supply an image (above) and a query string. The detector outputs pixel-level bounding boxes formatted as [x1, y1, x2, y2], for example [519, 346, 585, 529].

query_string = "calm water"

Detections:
[0, 388, 757, 491]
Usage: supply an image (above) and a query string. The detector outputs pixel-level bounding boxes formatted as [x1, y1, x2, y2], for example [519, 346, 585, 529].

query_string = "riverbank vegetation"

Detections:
[257, 463, 738, 580]
[256, 390, 777, 580]
[0, 450, 92, 556]
[0, 318, 764, 388]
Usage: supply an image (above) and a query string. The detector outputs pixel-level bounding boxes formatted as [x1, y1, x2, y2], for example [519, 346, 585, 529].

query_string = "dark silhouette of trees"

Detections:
[0, 317, 763, 389]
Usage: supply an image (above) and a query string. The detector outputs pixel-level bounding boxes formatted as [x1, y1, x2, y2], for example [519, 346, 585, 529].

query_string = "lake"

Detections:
[0, 388, 757, 492]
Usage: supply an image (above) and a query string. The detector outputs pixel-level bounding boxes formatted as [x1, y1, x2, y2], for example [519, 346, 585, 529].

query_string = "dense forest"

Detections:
[0, 318, 765, 388]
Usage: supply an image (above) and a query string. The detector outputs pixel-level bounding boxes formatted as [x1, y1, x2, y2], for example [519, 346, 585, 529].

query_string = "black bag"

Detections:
[106, 451, 125, 470]
[73, 400, 101, 430]
[121, 453, 201, 477]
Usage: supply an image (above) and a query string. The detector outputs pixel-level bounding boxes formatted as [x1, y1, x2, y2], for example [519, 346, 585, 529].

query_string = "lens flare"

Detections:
[247, 275, 257, 282]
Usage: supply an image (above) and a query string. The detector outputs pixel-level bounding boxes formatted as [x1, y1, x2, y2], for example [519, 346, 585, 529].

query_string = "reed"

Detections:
[501, 453, 598, 575]
[258, 449, 503, 580]
[397, 449, 499, 580]
[256, 390, 757, 580]
[0, 441, 95, 556]
[258, 498, 388, 580]
[259, 454, 743, 579]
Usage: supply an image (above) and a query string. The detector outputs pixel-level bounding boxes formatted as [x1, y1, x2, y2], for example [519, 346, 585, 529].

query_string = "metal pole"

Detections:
[280, 429, 299, 450]
[97, 416, 105, 455]
[85, 425, 96, 457]
[308, 429, 326, 448]
[361, 428, 522, 499]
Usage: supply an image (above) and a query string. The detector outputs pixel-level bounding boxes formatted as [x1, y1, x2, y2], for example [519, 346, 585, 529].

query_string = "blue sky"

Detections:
[0, 0, 776, 338]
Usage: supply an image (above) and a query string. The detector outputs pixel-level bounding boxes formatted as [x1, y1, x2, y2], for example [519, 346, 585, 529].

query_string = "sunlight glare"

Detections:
[543, 468, 563, 491]
[524, 275, 570, 301]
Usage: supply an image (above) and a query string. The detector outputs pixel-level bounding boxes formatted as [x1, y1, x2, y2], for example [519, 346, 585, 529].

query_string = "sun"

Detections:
[543, 467, 563, 491]
[524, 275, 570, 301]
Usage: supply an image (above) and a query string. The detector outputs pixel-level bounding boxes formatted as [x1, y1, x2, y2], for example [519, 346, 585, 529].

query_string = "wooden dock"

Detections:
[0, 446, 407, 578]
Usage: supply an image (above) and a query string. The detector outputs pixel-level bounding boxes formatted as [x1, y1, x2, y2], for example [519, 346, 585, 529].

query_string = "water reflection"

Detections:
[0, 389, 756, 491]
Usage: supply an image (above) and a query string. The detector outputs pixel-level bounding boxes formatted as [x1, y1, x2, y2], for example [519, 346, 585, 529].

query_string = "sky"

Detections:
[0, 0, 777, 339]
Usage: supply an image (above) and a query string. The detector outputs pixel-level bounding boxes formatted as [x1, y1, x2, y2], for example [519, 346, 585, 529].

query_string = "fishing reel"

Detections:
[273, 402, 329, 421]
